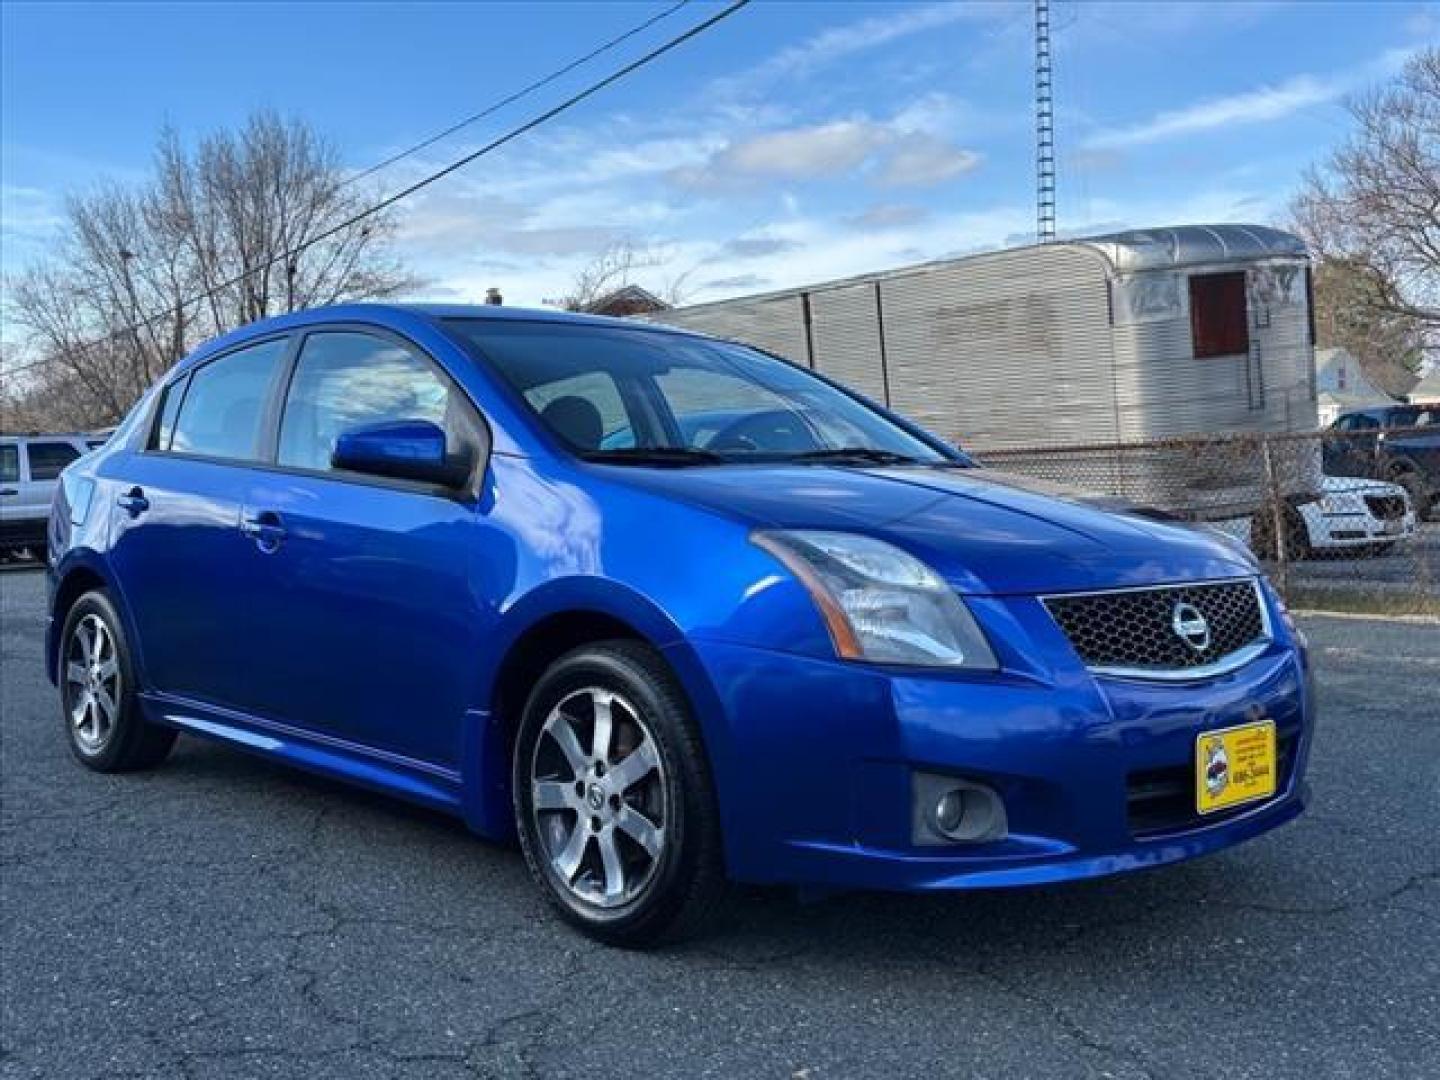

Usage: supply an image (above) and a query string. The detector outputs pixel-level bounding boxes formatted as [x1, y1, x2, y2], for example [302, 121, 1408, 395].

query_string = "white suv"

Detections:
[0, 433, 107, 560]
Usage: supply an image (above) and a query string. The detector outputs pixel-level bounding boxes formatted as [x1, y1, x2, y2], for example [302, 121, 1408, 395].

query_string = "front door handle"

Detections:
[116, 487, 149, 516]
[0, 487, 16, 498]
[240, 509, 286, 553]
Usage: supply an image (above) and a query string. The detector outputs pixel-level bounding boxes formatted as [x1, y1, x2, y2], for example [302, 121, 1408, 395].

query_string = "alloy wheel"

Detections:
[529, 686, 667, 909]
[65, 613, 121, 754]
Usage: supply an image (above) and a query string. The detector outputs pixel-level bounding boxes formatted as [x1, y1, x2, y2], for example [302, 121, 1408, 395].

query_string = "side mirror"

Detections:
[332, 420, 472, 488]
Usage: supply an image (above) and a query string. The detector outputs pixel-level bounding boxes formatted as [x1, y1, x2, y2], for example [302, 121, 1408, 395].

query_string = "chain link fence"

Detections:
[980, 427, 1439, 615]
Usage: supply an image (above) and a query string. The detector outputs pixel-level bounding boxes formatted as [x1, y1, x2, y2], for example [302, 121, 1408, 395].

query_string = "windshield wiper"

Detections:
[781, 448, 930, 466]
[579, 447, 729, 467]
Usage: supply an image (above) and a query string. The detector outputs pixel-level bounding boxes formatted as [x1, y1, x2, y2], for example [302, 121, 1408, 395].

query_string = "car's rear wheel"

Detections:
[512, 641, 726, 947]
[60, 590, 176, 772]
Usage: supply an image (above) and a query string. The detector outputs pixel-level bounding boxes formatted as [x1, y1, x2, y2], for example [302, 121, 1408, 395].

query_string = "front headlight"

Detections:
[752, 530, 998, 669]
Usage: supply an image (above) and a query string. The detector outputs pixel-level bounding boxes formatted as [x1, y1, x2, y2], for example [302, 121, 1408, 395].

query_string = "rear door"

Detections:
[106, 335, 293, 707]
[226, 328, 488, 768]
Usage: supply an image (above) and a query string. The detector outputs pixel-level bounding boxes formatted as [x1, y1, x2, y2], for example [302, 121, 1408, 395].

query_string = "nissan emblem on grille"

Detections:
[1171, 602, 1211, 652]
[1041, 580, 1267, 676]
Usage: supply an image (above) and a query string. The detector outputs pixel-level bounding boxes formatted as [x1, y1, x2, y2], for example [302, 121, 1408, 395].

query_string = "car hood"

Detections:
[609, 463, 1256, 595]
[1320, 474, 1400, 496]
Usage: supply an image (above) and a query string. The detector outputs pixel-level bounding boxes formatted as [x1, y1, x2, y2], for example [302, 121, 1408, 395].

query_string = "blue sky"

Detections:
[2, 1, 1436, 311]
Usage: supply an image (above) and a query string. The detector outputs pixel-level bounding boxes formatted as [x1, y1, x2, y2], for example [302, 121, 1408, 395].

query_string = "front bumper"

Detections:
[685, 595, 1313, 891]
[1310, 510, 1415, 548]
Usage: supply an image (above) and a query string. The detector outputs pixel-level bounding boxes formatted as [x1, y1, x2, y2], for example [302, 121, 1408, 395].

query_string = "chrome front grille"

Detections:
[1043, 579, 1268, 678]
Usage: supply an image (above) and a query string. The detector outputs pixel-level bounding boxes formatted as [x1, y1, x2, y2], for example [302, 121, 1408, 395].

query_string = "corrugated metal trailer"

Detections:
[649, 224, 1321, 517]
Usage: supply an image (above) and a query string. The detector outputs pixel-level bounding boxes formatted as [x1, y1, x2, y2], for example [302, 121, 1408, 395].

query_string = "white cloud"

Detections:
[710, 2, 1008, 98]
[1084, 45, 1423, 150]
[1085, 75, 1337, 149]
[875, 136, 981, 187]
[845, 204, 930, 230]
[712, 236, 804, 260]
[702, 273, 771, 292]
[672, 106, 983, 191]
[713, 120, 893, 180]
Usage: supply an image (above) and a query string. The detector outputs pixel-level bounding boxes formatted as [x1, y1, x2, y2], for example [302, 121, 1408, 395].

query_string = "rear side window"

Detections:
[25, 441, 81, 481]
[277, 331, 474, 473]
[170, 339, 288, 460]
[0, 444, 18, 483]
[1189, 271, 1249, 359]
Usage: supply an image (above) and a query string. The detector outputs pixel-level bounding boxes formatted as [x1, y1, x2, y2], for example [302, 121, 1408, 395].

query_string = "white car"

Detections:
[0, 433, 108, 561]
[1297, 474, 1415, 554]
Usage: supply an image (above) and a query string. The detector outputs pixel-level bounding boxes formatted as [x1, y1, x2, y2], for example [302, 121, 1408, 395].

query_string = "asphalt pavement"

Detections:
[2, 566, 1437, 1079]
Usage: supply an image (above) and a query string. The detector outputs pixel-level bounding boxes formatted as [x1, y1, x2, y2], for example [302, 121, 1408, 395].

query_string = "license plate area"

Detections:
[1195, 720, 1276, 815]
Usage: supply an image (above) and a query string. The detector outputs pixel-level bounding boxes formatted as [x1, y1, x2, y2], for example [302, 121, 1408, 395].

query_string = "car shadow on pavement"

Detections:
[157, 731, 1259, 963]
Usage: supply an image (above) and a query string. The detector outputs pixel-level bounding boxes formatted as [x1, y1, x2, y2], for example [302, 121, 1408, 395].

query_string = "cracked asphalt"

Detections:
[2, 566, 1437, 1080]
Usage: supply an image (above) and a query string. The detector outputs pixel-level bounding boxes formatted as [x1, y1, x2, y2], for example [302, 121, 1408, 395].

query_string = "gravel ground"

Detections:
[2, 566, 1437, 1079]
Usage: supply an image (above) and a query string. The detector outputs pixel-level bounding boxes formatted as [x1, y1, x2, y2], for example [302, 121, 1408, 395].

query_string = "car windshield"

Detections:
[444, 319, 954, 466]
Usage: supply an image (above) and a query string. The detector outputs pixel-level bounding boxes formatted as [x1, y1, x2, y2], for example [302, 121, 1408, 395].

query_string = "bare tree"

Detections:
[5, 110, 416, 427]
[1309, 255, 1427, 391]
[1292, 48, 1439, 371]
[552, 239, 691, 312]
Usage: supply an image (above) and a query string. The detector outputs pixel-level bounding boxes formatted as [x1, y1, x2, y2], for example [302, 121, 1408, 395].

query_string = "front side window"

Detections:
[25, 441, 81, 481]
[170, 338, 288, 460]
[447, 320, 949, 465]
[0, 444, 18, 484]
[277, 331, 471, 473]
[1189, 271, 1249, 359]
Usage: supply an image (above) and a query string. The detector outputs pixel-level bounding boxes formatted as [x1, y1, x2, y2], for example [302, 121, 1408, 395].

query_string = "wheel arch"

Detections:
[463, 579, 728, 843]
[46, 555, 126, 686]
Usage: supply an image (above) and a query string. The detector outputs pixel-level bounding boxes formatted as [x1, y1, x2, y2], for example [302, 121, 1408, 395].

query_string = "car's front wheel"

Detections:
[59, 590, 176, 772]
[512, 641, 726, 947]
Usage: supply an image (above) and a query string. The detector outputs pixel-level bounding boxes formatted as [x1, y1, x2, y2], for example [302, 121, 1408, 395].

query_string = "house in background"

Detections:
[584, 285, 669, 318]
[1314, 347, 1400, 425]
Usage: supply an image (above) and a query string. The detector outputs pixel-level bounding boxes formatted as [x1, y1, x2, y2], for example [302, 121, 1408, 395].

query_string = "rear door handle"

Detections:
[239, 508, 286, 552]
[116, 487, 149, 516]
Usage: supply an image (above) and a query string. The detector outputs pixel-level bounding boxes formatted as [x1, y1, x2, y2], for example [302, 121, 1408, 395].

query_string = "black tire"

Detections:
[1389, 470, 1434, 522]
[512, 640, 727, 948]
[58, 590, 176, 772]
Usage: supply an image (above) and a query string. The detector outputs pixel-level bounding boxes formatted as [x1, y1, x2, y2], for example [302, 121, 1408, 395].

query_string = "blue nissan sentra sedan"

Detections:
[46, 304, 1313, 945]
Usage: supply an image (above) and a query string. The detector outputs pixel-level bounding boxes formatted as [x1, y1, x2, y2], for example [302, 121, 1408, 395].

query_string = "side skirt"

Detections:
[139, 691, 464, 816]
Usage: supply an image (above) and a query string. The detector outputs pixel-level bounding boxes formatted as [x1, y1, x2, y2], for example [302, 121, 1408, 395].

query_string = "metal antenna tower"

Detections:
[1034, 0, 1056, 243]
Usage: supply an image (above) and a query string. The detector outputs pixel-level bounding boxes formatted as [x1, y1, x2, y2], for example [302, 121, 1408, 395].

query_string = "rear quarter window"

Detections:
[0, 444, 18, 483]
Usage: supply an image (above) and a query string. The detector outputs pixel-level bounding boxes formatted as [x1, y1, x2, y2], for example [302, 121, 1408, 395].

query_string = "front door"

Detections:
[229, 329, 489, 770]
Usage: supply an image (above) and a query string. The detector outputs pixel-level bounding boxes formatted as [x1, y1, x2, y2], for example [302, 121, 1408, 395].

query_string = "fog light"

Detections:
[912, 773, 1008, 846]
[933, 789, 966, 835]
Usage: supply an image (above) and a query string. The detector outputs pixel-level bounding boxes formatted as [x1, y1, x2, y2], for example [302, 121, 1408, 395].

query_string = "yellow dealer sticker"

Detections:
[1196, 720, 1276, 815]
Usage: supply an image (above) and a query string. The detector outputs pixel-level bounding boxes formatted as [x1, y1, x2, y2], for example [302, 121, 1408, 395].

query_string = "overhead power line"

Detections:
[2, 0, 749, 385]
[341, 0, 691, 190]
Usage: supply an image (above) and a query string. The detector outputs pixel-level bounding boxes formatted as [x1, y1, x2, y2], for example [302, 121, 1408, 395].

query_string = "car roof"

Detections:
[0, 432, 98, 441]
[178, 302, 709, 374]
